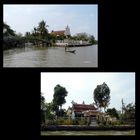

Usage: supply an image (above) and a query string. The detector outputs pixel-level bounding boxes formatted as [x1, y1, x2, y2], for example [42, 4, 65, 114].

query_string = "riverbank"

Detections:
[41, 130, 135, 135]
[41, 125, 135, 131]
[68, 43, 93, 47]
[3, 43, 96, 50]
[55, 42, 93, 47]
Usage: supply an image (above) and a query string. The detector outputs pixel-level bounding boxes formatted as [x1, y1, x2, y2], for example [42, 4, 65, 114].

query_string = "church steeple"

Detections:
[64, 25, 71, 36]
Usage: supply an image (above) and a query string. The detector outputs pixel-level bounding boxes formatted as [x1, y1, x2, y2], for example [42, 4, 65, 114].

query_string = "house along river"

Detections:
[3, 45, 97, 67]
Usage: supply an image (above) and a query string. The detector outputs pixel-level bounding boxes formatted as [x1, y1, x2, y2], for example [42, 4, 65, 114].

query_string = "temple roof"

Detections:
[72, 104, 97, 112]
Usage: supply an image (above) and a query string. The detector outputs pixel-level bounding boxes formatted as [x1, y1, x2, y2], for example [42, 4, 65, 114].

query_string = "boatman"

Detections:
[65, 44, 67, 51]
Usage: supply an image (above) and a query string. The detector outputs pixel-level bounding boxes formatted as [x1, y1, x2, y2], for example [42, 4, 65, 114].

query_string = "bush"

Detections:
[45, 120, 57, 125]
[102, 120, 107, 125]
[72, 119, 79, 125]
[64, 119, 73, 125]
[96, 118, 100, 124]
[56, 118, 65, 125]
[78, 119, 87, 125]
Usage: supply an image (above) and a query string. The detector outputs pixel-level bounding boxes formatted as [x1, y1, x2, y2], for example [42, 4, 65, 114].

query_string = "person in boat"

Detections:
[65, 44, 76, 53]
[65, 44, 68, 51]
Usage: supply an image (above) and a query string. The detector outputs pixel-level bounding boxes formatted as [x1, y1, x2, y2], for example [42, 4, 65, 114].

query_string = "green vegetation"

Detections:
[3, 20, 98, 50]
[41, 84, 68, 124]
[96, 101, 135, 126]
[37, 20, 49, 39]
[42, 117, 89, 126]
[52, 84, 68, 117]
[72, 33, 97, 44]
[41, 83, 135, 129]
[106, 108, 119, 119]
[3, 22, 16, 36]
[93, 82, 110, 112]
[119, 102, 135, 125]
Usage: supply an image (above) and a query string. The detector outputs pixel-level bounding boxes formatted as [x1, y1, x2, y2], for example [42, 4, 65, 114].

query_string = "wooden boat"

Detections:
[65, 50, 76, 53]
[65, 46, 76, 53]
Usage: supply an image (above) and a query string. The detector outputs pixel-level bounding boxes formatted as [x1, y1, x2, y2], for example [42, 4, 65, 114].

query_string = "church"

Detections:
[51, 25, 71, 37]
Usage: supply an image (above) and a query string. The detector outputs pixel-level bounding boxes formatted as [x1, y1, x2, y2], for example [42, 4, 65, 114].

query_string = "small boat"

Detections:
[65, 46, 76, 53]
[65, 50, 76, 53]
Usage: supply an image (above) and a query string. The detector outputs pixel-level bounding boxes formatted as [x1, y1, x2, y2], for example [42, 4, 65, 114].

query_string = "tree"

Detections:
[37, 20, 49, 39]
[25, 32, 32, 41]
[25, 32, 30, 37]
[48, 34, 56, 44]
[41, 94, 45, 110]
[32, 27, 38, 37]
[121, 103, 135, 124]
[16, 32, 23, 38]
[89, 35, 96, 44]
[75, 32, 89, 41]
[45, 102, 55, 119]
[41, 94, 45, 123]
[52, 84, 68, 116]
[3, 22, 16, 36]
[93, 82, 110, 112]
[106, 108, 119, 119]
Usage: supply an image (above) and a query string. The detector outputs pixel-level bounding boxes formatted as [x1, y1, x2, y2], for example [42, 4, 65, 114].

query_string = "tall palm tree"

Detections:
[34, 27, 37, 34]
[37, 20, 49, 39]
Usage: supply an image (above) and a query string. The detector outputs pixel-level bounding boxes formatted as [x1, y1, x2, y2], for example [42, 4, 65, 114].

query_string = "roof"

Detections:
[51, 30, 65, 36]
[72, 104, 97, 112]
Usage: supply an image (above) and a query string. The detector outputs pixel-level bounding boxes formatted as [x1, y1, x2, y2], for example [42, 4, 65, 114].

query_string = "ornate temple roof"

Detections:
[72, 104, 97, 112]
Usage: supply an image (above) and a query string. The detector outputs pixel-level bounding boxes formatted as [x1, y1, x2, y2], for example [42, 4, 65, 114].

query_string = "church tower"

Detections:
[64, 25, 71, 36]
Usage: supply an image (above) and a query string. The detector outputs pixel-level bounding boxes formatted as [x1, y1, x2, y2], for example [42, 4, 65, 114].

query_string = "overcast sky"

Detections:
[3, 4, 98, 39]
[41, 72, 135, 111]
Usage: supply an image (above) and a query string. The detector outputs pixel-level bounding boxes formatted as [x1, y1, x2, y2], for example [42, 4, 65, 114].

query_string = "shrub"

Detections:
[63, 119, 73, 125]
[56, 118, 65, 125]
[78, 119, 87, 125]
[45, 120, 57, 125]
[102, 120, 107, 125]
[72, 119, 79, 125]
[96, 118, 100, 124]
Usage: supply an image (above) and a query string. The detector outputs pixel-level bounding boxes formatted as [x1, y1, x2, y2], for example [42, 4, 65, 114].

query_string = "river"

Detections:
[41, 130, 135, 136]
[3, 45, 97, 67]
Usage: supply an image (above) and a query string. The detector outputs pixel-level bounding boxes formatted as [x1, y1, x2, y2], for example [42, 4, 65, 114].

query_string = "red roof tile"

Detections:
[51, 30, 65, 36]
[73, 104, 97, 112]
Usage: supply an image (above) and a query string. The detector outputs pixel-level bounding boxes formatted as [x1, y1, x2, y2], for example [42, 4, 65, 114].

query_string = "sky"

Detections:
[41, 72, 135, 111]
[3, 4, 98, 40]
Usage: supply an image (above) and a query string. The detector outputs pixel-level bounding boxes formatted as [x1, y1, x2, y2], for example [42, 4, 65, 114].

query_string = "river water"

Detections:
[41, 130, 135, 135]
[3, 45, 97, 67]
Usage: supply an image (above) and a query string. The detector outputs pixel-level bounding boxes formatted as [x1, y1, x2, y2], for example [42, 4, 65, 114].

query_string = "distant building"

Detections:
[66, 101, 118, 126]
[51, 25, 71, 36]
[67, 101, 103, 120]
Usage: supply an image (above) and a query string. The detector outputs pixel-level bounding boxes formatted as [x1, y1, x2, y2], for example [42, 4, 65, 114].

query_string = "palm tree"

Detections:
[32, 27, 38, 45]
[37, 20, 49, 39]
